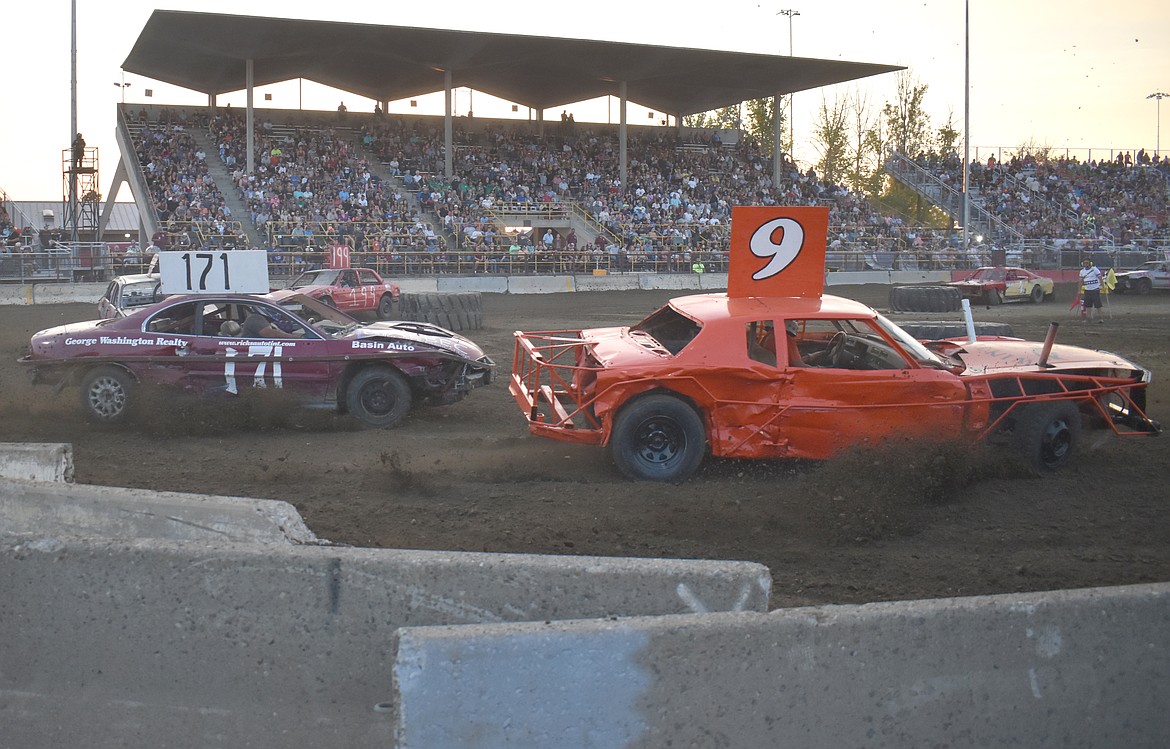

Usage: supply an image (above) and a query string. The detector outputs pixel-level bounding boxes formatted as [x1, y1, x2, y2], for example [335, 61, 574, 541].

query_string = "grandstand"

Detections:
[4, 12, 1168, 285]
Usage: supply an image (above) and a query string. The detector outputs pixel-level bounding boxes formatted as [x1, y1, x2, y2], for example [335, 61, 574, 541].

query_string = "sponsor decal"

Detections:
[352, 339, 416, 351]
[65, 336, 186, 347]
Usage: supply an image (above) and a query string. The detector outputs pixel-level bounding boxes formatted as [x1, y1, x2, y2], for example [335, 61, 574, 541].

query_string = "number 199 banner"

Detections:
[727, 206, 829, 299]
[158, 250, 271, 295]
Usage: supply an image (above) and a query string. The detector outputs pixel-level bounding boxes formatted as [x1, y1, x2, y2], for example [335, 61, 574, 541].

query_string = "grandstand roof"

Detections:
[122, 11, 903, 117]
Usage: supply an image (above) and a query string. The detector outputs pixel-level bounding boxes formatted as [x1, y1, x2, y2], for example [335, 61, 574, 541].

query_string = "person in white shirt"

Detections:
[1079, 258, 1104, 323]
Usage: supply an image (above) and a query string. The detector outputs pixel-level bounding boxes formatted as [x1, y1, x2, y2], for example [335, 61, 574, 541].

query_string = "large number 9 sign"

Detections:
[749, 218, 804, 280]
[727, 206, 828, 299]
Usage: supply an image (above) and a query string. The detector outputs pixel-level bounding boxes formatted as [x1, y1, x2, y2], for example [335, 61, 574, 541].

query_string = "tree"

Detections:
[744, 97, 783, 157]
[812, 94, 850, 186]
[682, 105, 742, 131]
[935, 109, 961, 157]
[882, 71, 932, 157]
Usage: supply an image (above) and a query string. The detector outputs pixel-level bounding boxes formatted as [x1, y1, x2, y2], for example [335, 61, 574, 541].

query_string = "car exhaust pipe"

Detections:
[961, 299, 977, 343]
[1037, 322, 1059, 368]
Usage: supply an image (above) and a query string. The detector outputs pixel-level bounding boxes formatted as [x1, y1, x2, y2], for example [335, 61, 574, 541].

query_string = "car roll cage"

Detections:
[511, 331, 1162, 448]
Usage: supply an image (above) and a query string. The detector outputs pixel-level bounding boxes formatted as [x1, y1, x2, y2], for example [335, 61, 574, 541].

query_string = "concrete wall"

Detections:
[0, 443, 73, 483]
[391, 582, 1170, 749]
[0, 478, 316, 544]
[0, 532, 770, 749]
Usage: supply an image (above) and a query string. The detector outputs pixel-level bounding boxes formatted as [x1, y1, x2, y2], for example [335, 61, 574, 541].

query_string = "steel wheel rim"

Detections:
[360, 379, 397, 417]
[88, 375, 127, 418]
[1040, 417, 1072, 466]
[634, 415, 686, 466]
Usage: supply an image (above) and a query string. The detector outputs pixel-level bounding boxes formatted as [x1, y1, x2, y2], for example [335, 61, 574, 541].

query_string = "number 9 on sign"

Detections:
[749, 218, 804, 281]
[158, 250, 271, 295]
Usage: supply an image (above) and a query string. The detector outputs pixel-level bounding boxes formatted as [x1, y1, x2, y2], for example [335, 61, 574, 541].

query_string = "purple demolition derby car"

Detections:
[20, 290, 494, 427]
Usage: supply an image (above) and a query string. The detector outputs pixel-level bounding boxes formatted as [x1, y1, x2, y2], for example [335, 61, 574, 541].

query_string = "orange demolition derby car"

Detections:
[510, 207, 1160, 481]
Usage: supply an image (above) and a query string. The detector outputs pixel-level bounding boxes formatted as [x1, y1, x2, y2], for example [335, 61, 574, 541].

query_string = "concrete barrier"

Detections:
[390, 582, 1170, 749]
[0, 535, 769, 748]
[0, 284, 33, 305]
[640, 273, 703, 290]
[396, 278, 439, 293]
[438, 276, 509, 293]
[507, 275, 575, 294]
[573, 273, 643, 292]
[0, 478, 316, 544]
[0, 443, 73, 483]
[31, 281, 105, 305]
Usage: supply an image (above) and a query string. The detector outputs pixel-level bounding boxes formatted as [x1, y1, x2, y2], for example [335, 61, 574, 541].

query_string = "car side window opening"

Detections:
[631, 305, 702, 355]
[340, 270, 357, 288]
[145, 301, 201, 335]
[358, 270, 380, 285]
[748, 318, 914, 371]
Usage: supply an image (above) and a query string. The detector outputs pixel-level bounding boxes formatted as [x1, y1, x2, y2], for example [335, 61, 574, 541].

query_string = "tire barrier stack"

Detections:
[888, 285, 963, 313]
[897, 321, 1015, 340]
[398, 292, 484, 331]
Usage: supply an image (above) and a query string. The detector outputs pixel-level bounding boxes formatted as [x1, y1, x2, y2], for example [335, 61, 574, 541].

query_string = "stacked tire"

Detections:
[398, 292, 484, 331]
[888, 285, 963, 313]
[897, 321, 1015, 340]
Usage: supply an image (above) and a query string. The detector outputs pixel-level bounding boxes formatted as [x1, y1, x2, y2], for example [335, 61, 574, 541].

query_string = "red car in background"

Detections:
[946, 266, 1056, 305]
[287, 267, 400, 319]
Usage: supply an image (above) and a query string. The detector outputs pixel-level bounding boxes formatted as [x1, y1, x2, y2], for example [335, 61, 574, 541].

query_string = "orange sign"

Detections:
[727, 206, 829, 298]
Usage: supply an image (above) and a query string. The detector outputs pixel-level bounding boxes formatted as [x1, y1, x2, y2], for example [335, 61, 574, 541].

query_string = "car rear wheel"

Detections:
[346, 366, 412, 428]
[376, 294, 394, 319]
[1013, 401, 1081, 472]
[611, 394, 706, 482]
[80, 365, 135, 424]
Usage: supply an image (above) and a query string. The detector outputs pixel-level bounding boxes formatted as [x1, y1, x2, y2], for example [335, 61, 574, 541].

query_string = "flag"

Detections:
[1105, 268, 1117, 292]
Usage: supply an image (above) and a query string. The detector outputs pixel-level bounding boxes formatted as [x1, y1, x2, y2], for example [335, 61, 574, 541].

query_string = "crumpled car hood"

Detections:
[953, 339, 1141, 374]
[347, 321, 489, 362]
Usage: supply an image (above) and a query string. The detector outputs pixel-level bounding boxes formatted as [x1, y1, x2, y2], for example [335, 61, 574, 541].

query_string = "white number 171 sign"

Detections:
[159, 250, 270, 295]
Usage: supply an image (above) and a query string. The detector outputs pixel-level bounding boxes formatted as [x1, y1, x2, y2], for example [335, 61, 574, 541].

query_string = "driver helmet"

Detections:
[785, 320, 800, 337]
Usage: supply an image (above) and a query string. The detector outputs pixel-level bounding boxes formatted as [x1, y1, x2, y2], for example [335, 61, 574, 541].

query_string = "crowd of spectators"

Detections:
[129, 107, 242, 252]
[910, 150, 1170, 251]
[119, 103, 1170, 278]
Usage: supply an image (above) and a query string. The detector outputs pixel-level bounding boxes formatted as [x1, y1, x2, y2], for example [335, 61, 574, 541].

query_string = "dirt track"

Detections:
[3, 283, 1168, 608]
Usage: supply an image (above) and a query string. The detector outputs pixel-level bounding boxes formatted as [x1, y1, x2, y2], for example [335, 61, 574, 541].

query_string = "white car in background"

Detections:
[1113, 261, 1170, 295]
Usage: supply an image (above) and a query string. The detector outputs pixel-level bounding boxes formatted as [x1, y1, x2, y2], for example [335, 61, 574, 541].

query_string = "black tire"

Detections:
[1013, 401, 1082, 472]
[399, 291, 483, 331]
[898, 321, 1014, 340]
[346, 366, 412, 428]
[1137, 278, 1152, 295]
[610, 394, 706, 482]
[376, 294, 394, 319]
[80, 365, 135, 424]
[1030, 285, 1045, 303]
[889, 285, 961, 313]
[984, 288, 1003, 306]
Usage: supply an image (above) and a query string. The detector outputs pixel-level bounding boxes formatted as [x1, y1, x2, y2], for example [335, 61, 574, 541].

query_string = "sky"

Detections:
[2, 0, 1168, 202]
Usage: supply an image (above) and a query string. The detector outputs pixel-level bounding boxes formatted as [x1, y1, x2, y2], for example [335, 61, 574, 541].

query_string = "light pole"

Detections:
[114, 72, 130, 104]
[1148, 92, 1169, 156]
[778, 9, 799, 158]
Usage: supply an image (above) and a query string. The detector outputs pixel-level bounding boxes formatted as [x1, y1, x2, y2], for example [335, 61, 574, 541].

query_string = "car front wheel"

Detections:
[610, 394, 706, 482]
[1031, 284, 1045, 303]
[80, 365, 135, 424]
[1013, 401, 1081, 472]
[346, 366, 412, 428]
[377, 294, 394, 319]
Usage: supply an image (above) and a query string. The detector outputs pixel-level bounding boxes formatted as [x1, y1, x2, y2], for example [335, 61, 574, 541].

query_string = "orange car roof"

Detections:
[669, 292, 877, 322]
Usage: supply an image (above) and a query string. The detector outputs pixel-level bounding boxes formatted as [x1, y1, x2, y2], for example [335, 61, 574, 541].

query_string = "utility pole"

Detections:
[778, 9, 800, 158]
[1149, 92, 1169, 156]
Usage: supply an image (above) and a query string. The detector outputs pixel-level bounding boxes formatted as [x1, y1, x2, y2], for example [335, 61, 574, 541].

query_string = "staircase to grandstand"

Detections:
[187, 129, 264, 249]
[885, 152, 1024, 245]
